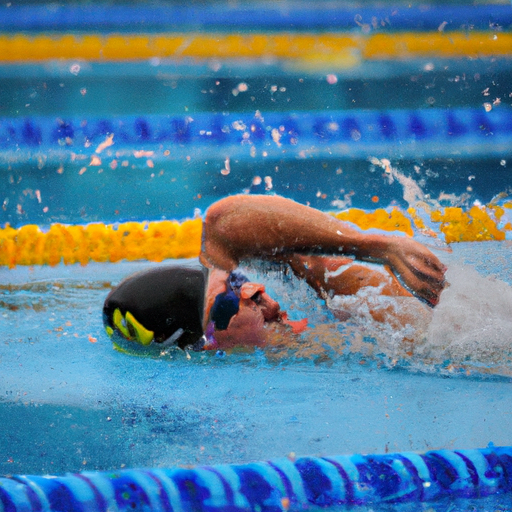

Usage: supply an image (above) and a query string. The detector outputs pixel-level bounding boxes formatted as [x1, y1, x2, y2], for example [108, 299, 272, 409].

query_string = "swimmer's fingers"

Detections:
[407, 251, 446, 287]
[387, 238, 446, 306]
[391, 262, 445, 306]
[404, 269, 445, 306]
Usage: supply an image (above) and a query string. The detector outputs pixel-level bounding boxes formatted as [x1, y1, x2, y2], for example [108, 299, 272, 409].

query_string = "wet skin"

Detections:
[201, 194, 446, 307]
[103, 195, 446, 351]
[205, 277, 282, 349]
[201, 195, 446, 348]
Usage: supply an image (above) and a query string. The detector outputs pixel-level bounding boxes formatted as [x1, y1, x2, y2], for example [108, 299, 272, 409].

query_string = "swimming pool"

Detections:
[1, 2, 512, 510]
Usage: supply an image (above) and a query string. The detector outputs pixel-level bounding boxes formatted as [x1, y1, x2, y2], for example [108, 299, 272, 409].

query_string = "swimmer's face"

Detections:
[211, 282, 282, 349]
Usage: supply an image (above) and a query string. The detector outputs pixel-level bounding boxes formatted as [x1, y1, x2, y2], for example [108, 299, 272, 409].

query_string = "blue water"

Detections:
[2, 58, 512, 227]
[1, 241, 512, 485]
[1, 5, 512, 509]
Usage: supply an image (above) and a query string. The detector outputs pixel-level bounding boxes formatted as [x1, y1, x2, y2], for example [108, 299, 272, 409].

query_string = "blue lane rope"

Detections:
[1, 446, 511, 511]
[1, 108, 511, 160]
[0, 4, 511, 32]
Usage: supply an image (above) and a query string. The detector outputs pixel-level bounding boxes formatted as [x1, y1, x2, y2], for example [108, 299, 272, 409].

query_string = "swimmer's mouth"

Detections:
[276, 311, 309, 334]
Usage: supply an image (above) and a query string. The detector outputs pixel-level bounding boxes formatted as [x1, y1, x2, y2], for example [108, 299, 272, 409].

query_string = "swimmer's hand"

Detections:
[384, 236, 446, 306]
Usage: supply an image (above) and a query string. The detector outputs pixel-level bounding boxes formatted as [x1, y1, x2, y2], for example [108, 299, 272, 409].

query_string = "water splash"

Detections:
[248, 249, 512, 377]
[424, 265, 512, 374]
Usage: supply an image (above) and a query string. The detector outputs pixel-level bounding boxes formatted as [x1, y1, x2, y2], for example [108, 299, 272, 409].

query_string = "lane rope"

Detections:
[1, 31, 512, 63]
[1, 4, 511, 32]
[1, 446, 511, 511]
[2, 108, 511, 155]
[1, 204, 511, 268]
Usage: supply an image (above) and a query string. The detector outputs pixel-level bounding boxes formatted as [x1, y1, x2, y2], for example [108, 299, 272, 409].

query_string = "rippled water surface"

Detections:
[1, 241, 511, 479]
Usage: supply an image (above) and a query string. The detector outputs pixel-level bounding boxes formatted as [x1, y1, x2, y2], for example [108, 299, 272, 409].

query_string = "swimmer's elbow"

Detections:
[204, 200, 240, 242]
[204, 195, 248, 229]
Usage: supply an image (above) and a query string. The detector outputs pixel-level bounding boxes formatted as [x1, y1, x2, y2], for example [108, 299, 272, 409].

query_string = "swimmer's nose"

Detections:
[260, 293, 280, 321]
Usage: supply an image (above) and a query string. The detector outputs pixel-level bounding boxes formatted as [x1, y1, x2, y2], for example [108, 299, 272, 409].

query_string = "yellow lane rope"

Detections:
[0, 31, 511, 63]
[430, 204, 512, 243]
[0, 218, 203, 268]
[1, 204, 511, 268]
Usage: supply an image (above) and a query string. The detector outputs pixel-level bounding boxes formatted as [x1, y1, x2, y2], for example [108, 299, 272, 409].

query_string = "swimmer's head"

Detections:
[104, 266, 286, 353]
[103, 265, 207, 350]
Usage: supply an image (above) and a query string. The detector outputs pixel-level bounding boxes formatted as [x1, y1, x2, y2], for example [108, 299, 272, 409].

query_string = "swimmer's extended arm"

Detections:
[200, 195, 445, 306]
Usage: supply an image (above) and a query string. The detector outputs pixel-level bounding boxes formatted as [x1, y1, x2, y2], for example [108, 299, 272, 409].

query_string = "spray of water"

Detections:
[258, 160, 512, 376]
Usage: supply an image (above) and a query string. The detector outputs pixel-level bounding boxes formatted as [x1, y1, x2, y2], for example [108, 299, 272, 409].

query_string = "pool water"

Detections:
[1, 2, 512, 510]
[2, 59, 512, 228]
[1, 240, 512, 483]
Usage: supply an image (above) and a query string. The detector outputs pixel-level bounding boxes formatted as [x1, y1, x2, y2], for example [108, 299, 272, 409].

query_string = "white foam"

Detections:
[322, 261, 512, 374]
[327, 291, 432, 362]
[424, 265, 512, 366]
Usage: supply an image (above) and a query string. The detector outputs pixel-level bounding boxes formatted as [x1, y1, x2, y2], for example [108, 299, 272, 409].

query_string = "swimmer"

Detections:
[103, 195, 445, 351]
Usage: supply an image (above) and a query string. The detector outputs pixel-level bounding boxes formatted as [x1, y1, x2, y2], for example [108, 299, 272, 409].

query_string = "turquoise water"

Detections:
[1, 5, 512, 509]
[2, 241, 512, 482]
[2, 59, 512, 227]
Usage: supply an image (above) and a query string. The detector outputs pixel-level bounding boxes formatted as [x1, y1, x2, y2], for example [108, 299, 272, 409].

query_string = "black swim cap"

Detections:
[103, 265, 207, 349]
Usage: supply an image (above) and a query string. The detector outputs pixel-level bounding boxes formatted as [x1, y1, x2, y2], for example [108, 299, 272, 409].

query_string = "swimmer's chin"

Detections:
[212, 313, 267, 349]
[212, 315, 302, 351]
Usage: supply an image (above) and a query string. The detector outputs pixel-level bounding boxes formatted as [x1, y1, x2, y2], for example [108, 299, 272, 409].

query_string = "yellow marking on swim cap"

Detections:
[105, 325, 114, 337]
[125, 311, 154, 346]
[113, 308, 132, 339]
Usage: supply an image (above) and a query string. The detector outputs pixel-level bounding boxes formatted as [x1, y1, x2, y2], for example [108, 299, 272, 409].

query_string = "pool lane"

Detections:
[1, 31, 511, 63]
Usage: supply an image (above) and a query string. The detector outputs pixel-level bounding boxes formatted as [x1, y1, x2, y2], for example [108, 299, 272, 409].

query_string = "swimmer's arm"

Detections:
[200, 195, 445, 305]
[284, 254, 413, 299]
